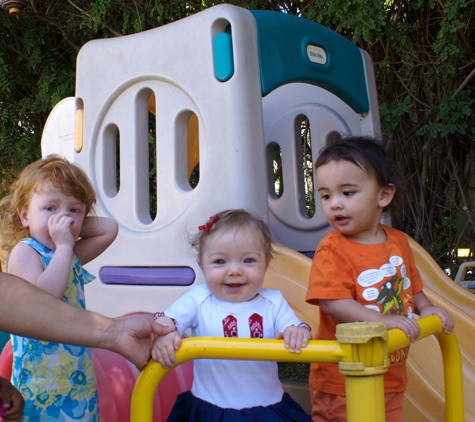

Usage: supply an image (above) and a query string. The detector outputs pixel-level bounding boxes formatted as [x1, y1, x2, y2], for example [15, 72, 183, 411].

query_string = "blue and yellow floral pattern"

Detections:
[10, 238, 100, 421]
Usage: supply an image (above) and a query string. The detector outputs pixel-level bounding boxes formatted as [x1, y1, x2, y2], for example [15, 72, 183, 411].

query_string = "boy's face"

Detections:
[316, 160, 395, 243]
[198, 227, 269, 303]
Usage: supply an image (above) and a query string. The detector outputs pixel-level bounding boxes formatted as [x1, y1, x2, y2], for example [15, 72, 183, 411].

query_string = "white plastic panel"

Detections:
[70, 5, 268, 316]
[41, 97, 76, 161]
[40, 5, 381, 317]
[262, 50, 381, 252]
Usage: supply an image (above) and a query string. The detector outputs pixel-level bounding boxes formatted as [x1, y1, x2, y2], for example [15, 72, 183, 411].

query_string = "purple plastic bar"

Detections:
[100, 267, 195, 286]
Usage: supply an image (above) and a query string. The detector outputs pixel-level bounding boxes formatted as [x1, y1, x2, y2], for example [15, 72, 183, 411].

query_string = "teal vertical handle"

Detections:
[213, 32, 234, 82]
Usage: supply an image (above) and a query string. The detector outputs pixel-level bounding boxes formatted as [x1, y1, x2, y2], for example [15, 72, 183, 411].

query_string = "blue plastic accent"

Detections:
[213, 32, 234, 82]
[0, 331, 9, 354]
[100, 267, 195, 286]
[250, 10, 369, 114]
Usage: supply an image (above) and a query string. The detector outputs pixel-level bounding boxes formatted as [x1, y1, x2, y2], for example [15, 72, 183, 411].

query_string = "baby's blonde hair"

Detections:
[0, 155, 96, 253]
[191, 209, 275, 262]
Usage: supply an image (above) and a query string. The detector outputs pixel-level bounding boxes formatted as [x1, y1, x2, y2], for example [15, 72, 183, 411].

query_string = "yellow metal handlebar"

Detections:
[131, 315, 464, 422]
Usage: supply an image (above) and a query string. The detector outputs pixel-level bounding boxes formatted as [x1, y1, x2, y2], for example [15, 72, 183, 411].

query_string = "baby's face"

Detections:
[316, 159, 394, 243]
[198, 227, 269, 303]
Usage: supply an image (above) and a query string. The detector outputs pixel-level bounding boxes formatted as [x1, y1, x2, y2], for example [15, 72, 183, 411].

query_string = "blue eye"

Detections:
[215, 259, 225, 265]
[244, 258, 254, 264]
[70, 208, 78, 213]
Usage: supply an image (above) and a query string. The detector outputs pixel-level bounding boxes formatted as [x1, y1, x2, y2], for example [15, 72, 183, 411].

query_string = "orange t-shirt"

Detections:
[306, 225, 423, 395]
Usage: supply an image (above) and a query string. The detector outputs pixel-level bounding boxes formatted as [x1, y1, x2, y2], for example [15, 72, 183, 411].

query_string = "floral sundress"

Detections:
[9, 238, 101, 421]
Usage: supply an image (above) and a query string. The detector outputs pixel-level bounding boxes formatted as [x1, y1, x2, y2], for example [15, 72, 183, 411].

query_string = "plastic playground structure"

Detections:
[1, 4, 474, 421]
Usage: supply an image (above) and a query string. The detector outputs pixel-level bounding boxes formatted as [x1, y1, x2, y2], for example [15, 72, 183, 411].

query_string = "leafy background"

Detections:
[0, 0, 474, 275]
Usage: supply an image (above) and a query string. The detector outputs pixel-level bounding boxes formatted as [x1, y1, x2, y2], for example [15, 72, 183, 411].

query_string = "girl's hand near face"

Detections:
[48, 212, 76, 250]
[277, 325, 312, 353]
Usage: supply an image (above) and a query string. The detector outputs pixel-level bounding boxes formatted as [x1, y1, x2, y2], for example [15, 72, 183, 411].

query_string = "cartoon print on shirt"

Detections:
[222, 314, 264, 338]
[376, 275, 405, 314]
[358, 255, 413, 317]
[223, 315, 238, 337]
[249, 313, 263, 338]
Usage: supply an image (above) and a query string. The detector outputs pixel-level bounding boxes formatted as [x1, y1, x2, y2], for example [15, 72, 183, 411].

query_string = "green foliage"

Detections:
[81, 0, 197, 35]
[0, 5, 79, 181]
[417, 91, 475, 138]
[428, 207, 469, 278]
[0, 0, 474, 273]
[379, 96, 413, 138]
[304, 0, 386, 43]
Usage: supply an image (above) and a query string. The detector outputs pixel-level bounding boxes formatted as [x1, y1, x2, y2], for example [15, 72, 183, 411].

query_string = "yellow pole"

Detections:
[336, 322, 389, 422]
[387, 316, 464, 422]
[131, 337, 348, 422]
[131, 316, 464, 422]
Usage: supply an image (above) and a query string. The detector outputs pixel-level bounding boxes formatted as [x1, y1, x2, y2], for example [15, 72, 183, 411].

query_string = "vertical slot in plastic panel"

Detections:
[213, 31, 234, 82]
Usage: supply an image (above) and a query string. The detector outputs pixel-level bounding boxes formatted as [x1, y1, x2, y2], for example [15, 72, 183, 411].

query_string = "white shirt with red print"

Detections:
[164, 284, 304, 409]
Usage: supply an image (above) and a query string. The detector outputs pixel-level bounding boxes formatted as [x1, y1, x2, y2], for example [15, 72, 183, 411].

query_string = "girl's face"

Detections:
[316, 160, 395, 243]
[198, 226, 269, 303]
[18, 182, 86, 250]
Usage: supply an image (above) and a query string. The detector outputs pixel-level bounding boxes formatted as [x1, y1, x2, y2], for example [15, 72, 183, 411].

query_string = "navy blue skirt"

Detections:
[166, 391, 312, 421]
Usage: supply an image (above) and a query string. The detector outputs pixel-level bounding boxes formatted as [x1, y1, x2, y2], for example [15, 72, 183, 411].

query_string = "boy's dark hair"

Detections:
[315, 136, 402, 210]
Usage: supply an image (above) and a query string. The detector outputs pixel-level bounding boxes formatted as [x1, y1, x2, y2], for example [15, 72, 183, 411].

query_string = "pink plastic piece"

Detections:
[0, 339, 193, 422]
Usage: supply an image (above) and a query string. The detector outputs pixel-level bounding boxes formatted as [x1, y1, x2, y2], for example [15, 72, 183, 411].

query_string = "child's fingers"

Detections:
[293, 329, 311, 352]
[154, 348, 174, 368]
[278, 329, 310, 353]
[407, 320, 421, 342]
[301, 331, 311, 348]
[173, 333, 182, 350]
[162, 341, 177, 367]
[151, 332, 181, 368]
[382, 315, 420, 342]
[287, 329, 307, 353]
[287, 333, 298, 352]
[397, 318, 419, 342]
[441, 311, 455, 334]
[48, 213, 72, 226]
[276, 330, 294, 350]
[48, 215, 71, 232]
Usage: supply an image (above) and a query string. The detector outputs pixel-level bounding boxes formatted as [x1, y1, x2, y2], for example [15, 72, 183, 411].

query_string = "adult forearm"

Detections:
[0, 272, 114, 349]
[1, 272, 176, 369]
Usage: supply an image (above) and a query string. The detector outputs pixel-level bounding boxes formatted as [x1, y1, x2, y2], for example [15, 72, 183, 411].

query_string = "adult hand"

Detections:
[0, 272, 175, 369]
[108, 316, 176, 370]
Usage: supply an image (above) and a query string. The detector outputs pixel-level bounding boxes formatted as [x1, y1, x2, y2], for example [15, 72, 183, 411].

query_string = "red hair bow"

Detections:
[198, 214, 220, 233]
